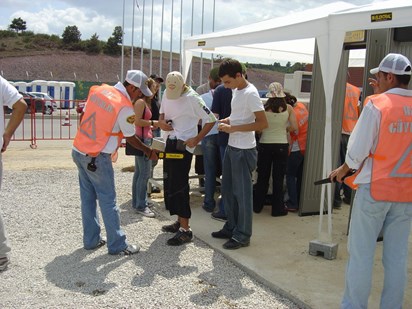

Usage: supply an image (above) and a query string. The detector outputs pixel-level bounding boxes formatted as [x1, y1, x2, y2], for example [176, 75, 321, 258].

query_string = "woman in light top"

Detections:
[253, 82, 297, 217]
[132, 78, 158, 218]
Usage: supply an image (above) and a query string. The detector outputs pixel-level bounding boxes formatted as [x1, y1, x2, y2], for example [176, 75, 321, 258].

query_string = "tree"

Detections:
[62, 25, 81, 45]
[9, 17, 27, 33]
[85, 33, 102, 54]
[103, 26, 123, 55]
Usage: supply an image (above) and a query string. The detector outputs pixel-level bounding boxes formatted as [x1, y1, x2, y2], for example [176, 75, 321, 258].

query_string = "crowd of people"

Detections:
[1, 53, 411, 308]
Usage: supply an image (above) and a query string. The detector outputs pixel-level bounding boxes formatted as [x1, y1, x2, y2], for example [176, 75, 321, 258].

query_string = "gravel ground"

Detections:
[0, 168, 300, 309]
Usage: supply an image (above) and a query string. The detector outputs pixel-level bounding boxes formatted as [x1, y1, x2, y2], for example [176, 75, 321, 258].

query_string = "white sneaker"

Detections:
[117, 244, 140, 256]
[0, 256, 10, 271]
[137, 207, 155, 218]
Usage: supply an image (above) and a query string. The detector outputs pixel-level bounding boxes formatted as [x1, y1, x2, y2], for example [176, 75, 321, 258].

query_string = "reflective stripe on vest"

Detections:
[73, 84, 131, 156]
[342, 83, 361, 134]
[290, 102, 309, 155]
[369, 93, 412, 202]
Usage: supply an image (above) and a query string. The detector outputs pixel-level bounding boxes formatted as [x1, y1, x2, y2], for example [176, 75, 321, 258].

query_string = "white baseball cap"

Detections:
[165, 71, 185, 100]
[125, 70, 153, 96]
[370, 53, 411, 76]
[266, 82, 286, 98]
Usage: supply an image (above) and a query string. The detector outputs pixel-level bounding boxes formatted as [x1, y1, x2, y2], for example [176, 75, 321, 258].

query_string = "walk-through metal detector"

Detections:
[298, 26, 412, 217]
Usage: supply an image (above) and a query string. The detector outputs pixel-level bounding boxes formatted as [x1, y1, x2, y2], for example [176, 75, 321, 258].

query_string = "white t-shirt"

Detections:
[160, 87, 216, 152]
[1, 76, 23, 146]
[228, 83, 263, 149]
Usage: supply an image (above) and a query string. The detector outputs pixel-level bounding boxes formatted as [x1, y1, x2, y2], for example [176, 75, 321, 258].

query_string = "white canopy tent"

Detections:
[182, 0, 412, 242]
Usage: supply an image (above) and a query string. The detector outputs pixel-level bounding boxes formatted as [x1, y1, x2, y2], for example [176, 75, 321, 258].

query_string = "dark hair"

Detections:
[382, 71, 411, 86]
[264, 97, 287, 113]
[123, 80, 131, 88]
[397, 73, 411, 85]
[284, 92, 297, 106]
[218, 58, 242, 78]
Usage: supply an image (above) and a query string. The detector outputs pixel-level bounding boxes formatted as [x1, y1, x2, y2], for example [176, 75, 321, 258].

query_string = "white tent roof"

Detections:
[182, 0, 412, 237]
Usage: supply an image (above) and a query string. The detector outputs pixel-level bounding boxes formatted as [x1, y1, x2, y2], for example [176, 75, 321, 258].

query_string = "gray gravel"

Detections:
[0, 168, 300, 308]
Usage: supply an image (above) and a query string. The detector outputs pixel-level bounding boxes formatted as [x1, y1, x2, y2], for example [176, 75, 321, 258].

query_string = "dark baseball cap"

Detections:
[150, 74, 164, 83]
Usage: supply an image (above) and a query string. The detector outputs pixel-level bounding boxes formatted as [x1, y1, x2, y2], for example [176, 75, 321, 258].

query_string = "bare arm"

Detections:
[218, 110, 268, 134]
[2, 98, 27, 152]
[185, 122, 215, 148]
[286, 105, 298, 132]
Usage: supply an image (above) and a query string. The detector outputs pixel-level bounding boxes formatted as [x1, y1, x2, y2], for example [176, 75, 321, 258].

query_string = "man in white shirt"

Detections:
[0, 75, 27, 271]
[330, 53, 412, 308]
[211, 58, 268, 250]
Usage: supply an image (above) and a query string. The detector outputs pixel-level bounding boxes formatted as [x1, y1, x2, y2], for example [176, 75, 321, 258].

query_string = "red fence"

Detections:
[4, 98, 86, 149]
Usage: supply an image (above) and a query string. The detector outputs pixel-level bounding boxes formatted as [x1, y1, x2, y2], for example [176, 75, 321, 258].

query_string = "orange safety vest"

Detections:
[73, 84, 131, 157]
[369, 93, 412, 202]
[342, 83, 361, 135]
[290, 102, 309, 154]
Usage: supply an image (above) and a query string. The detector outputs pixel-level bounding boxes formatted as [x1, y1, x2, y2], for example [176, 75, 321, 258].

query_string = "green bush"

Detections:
[0, 30, 17, 38]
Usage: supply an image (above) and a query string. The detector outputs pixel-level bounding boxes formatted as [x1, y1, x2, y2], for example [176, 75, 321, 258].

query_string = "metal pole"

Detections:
[189, 0, 194, 86]
[121, 0, 125, 81]
[131, 0, 135, 69]
[160, 0, 165, 77]
[140, 0, 146, 70]
[211, 0, 216, 68]
[179, 0, 183, 72]
[169, 0, 174, 72]
[149, 0, 154, 74]
[199, 0, 205, 86]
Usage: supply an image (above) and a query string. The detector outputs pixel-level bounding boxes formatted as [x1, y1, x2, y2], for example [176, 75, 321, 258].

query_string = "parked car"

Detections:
[29, 92, 58, 110]
[19, 91, 54, 115]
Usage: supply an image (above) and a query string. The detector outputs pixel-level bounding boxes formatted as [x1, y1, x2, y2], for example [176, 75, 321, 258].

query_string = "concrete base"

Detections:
[309, 239, 338, 260]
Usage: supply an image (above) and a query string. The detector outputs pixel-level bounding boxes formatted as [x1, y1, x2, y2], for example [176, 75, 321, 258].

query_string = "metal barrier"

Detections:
[4, 98, 86, 149]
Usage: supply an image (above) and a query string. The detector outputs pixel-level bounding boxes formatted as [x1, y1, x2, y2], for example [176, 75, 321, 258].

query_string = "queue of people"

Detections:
[2, 52, 411, 309]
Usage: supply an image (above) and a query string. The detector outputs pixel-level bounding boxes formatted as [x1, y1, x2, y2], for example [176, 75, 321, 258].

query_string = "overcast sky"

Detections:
[2, 0, 374, 53]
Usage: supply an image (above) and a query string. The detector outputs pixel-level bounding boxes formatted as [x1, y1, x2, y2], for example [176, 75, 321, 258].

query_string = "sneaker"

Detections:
[162, 221, 180, 233]
[223, 238, 250, 250]
[137, 207, 155, 218]
[115, 244, 140, 256]
[0, 257, 10, 271]
[167, 228, 193, 246]
[343, 196, 351, 205]
[211, 229, 232, 239]
[202, 205, 214, 213]
[90, 238, 106, 250]
[211, 212, 227, 222]
[271, 207, 288, 217]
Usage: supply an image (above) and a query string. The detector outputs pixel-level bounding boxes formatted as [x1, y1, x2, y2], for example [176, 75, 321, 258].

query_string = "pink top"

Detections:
[135, 105, 153, 139]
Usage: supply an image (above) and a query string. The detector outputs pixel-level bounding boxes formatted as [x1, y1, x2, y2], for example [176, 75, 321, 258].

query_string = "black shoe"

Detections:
[223, 238, 249, 250]
[167, 229, 193, 246]
[211, 212, 227, 222]
[343, 196, 351, 204]
[211, 229, 232, 239]
[202, 205, 214, 213]
[151, 186, 161, 193]
[333, 201, 342, 209]
[162, 221, 180, 233]
[271, 208, 288, 217]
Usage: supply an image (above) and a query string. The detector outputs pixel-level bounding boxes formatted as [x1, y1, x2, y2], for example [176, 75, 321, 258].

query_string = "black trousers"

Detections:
[253, 143, 288, 215]
[163, 139, 193, 218]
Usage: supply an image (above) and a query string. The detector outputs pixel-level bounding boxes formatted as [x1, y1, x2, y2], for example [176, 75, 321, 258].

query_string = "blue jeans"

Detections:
[341, 184, 412, 309]
[132, 138, 152, 210]
[201, 134, 219, 211]
[217, 144, 227, 215]
[221, 146, 257, 244]
[286, 151, 304, 209]
[72, 150, 128, 255]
